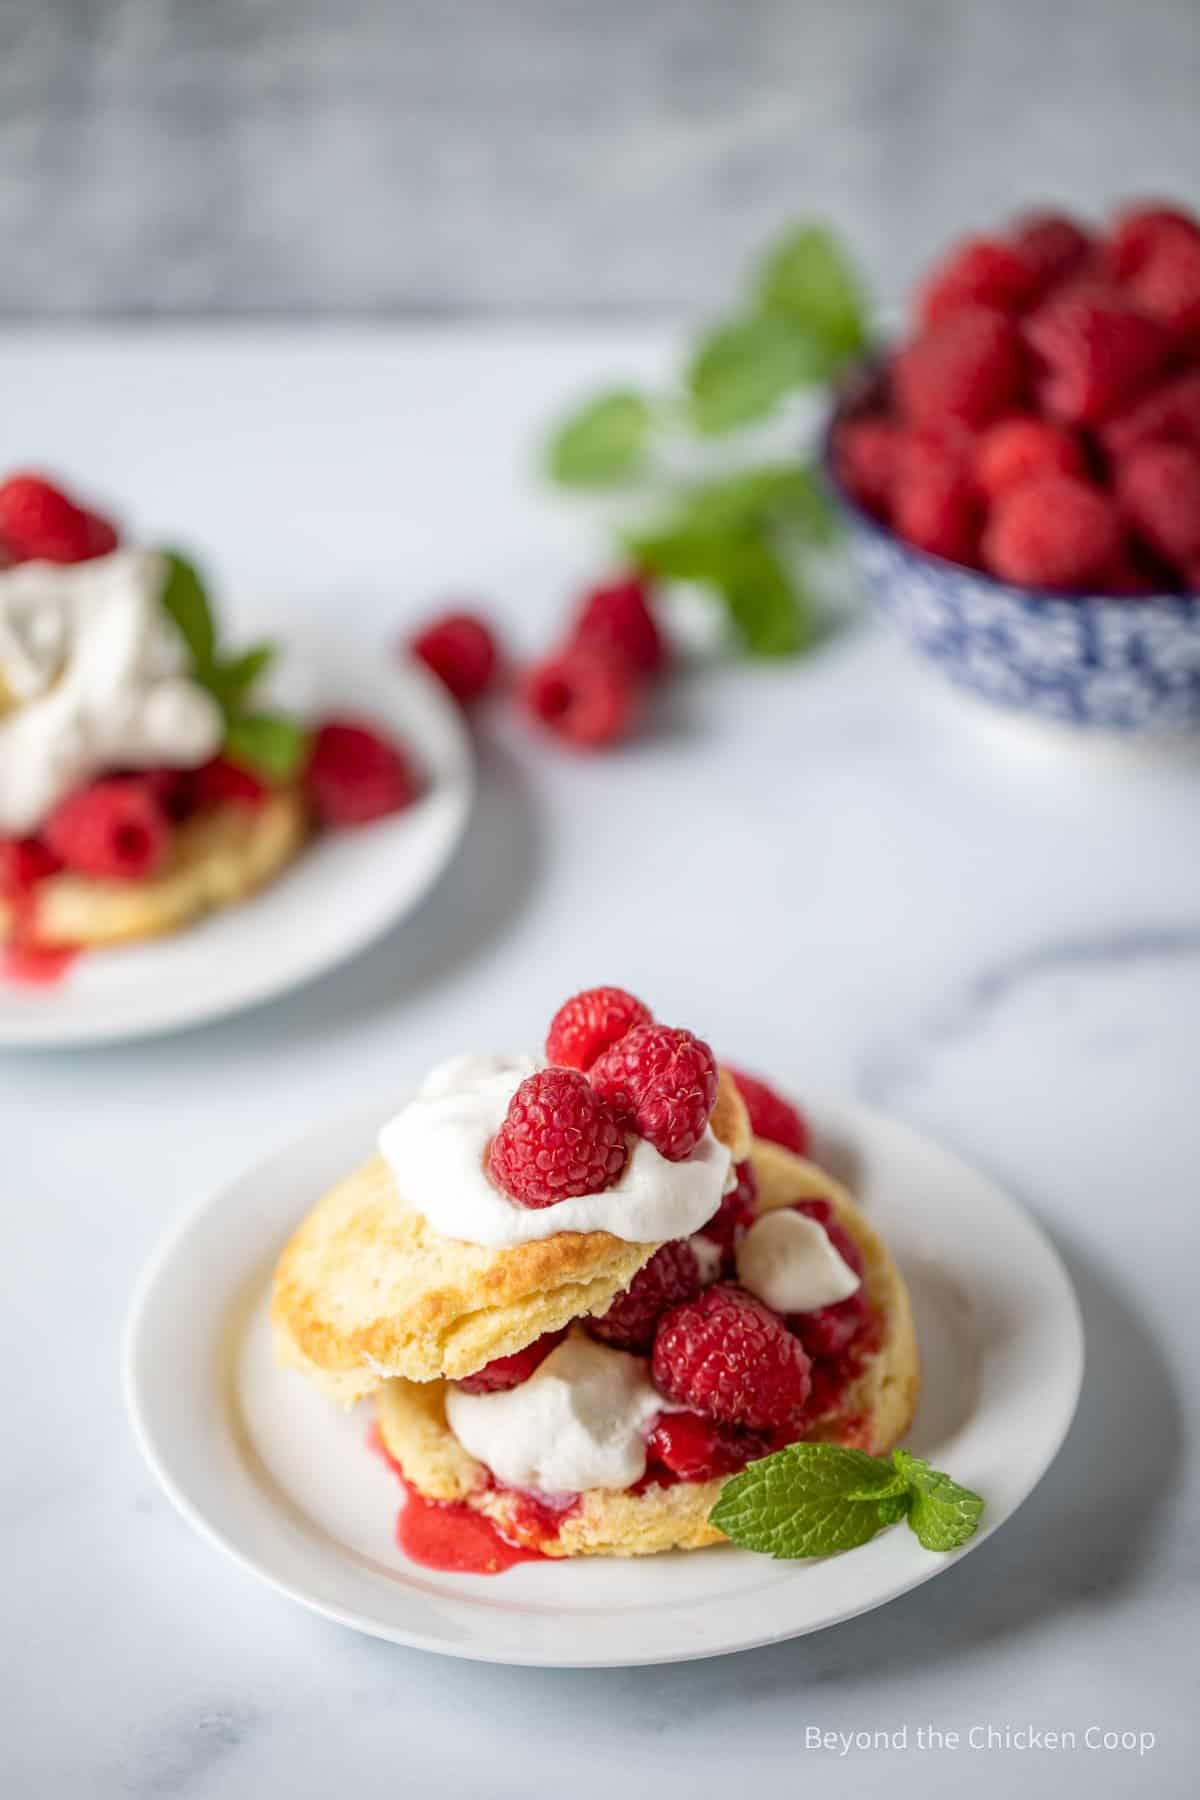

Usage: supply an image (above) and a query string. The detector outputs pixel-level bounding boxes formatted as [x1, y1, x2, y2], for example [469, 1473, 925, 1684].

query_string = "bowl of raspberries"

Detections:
[828, 200, 1200, 734]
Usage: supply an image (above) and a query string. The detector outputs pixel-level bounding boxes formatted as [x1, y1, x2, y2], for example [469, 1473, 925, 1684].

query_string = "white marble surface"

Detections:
[0, 329, 1196, 1797]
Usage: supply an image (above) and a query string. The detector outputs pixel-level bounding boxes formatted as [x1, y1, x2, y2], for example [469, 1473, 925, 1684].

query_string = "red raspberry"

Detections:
[0, 473, 118, 565]
[652, 1285, 812, 1431]
[1107, 202, 1200, 280]
[43, 778, 169, 882]
[545, 985, 653, 1072]
[0, 836, 62, 899]
[191, 757, 268, 812]
[455, 1328, 566, 1394]
[1011, 212, 1095, 296]
[1125, 223, 1200, 349]
[1102, 371, 1200, 458]
[305, 719, 418, 826]
[972, 416, 1086, 499]
[833, 417, 898, 518]
[644, 1411, 767, 1482]
[522, 645, 636, 749]
[918, 235, 1037, 326]
[698, 1159, 757, 1268]
[587, 1240, 701, 1353]
[590, 1024, 719, 1163]
[1025, 289, 1169, 425]
[409, 611, 499, 705]
[891, 426, 981, 564]
[982, 473, 1124, 590]
[487, 1068, 629, 1208]
[1100, 547, 1162, 597]
[892, 306, 1027, 429]
[572, 573, 666, 677]
[1118, 443, 1200, 567]
[725, 1067, 810, 1156]
[1185, 561, 1200, 595]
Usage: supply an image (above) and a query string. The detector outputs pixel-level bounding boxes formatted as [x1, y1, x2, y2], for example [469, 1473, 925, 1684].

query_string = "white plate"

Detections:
[124, 1093, 1083, 1666]
[0, 614, 473, 1047]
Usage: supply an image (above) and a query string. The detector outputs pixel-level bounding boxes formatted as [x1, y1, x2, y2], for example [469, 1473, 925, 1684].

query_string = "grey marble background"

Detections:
[2, 0, 1198, 318]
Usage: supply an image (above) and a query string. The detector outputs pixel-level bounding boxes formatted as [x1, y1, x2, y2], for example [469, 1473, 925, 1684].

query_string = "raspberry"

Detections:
[725, 1068, 810, 1156]
[918, 235, 1037, 326]
[43, 778, 169, 882]
[522, 645, 636, 749]
[972, 416, 1086, 499]
[652, 1285, 812, 1431]
[409, 611, 499, 705]
[590, 1024, 718, 1163]
[191, 757, 268, 812]
[833, 417, 898, 517]
[1011, 212, 1094, 295]
[455, 1328, 566, 1395]
[891, 426, 981, 565]
[1107, 202, 1200, 280]
[487, 1068, 629, 1208]
[892, 306, 1027, 429]
[571, 574, 666, 677]
[982, 474, 1124, 590]
[0, 473, 118, 565]
[545, 985, 653, 1072]
[1125, 223, 1200, 349]
[587, 1240, 701, 1353]
[644, 1411, 767, 1482]
[0, 836, 62, 898]
[1025, 289, 1169, 425]
[1117, 443, 1200, 567]
[1102, 371, 1200, 458]
[698, 1159, 757, 1267]
[305, 719, 418, 826]
[1100, 547, 1162, 597]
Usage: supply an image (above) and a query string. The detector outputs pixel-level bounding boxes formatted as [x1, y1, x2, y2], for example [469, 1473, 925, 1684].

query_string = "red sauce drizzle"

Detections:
[1, 942, 78, 986]
[367, 1420, 550, 1575]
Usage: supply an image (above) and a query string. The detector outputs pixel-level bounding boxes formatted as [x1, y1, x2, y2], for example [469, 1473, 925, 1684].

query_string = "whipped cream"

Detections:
[0, 550, 223, 834]
[688, 1233, 724, 1286]
[445, 1331, 664, 1493]
[379, 1053, 732, 1248]
[735, 1210, 860, 1314]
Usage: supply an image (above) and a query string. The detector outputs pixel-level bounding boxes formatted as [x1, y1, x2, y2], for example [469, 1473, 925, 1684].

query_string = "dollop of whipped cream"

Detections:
[378, 1052, 732, 1247]
[445, 1330, 664, 1493]
[0, 550, 223, 834]
[735, 1210, 860, 1314]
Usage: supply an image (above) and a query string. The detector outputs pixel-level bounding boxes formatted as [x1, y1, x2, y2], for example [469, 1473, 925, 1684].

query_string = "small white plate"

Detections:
[124, 1093, 1083, 1667]
[0, 613, 473, 1047]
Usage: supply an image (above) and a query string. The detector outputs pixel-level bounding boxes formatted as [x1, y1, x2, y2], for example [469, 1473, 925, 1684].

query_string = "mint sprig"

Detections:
[709, 1442, 983, 1560]
[546, 389, 655, 486]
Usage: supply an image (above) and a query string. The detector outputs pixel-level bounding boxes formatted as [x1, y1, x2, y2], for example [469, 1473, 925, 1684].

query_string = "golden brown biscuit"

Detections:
[271, 1068, 751, 1401]
[375, 1134, 920, 1558]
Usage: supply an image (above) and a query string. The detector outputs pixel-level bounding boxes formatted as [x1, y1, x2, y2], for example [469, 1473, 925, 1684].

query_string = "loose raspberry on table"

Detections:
[522, 645, 636, 749]
[1024, 288, 1169, 425]
[644, 1410, 768, 1482]
[0, 836, 62, 898]
[892, 306, 1027, 429]
[587, 1240, 701, 1353]
[891, 426, 981, 564]
[454, 1328, 566, 1394]
[1102, 371, 1200, 458]
[972, 416, 1087, 499]
[918, 235, 1037, 326]
[571, 573, 666, 677]
[487, 1068, 629, 1208]
[1125, 222, 1200, 350]
[43, 778, 169, 882]
[652, 1284, 812, 1431]
[1106, 202, 1200, 281]
[1118, 443, 1200, 567]
[0, 473, 118, 565]
[1011, 212, 1095, 296]
[409, 611, 499, 705]
[305, 718, 418, 826]
[833, 416, 898, 518]
[725, 1067, 811, 1156]
[590, 1024, 718, 1163]
[545, 985, 653, 1073]
[981, 473, 1124, 590]
[698, 1159, 757, 1269]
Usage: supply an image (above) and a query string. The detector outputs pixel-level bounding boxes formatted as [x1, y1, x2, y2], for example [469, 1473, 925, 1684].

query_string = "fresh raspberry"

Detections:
[698, 1159, 757, 1267]
[833, 416, 898, 517]
[725, 1067, 811, 1156]
[191, 756, 268, 812]
[43, 778, 169, 882]
[972, 416, 1087, 499]
[487, 1068, 629, 1208]
[409, 611, 499, 705]
[652, 1285, 812, 1431]
[305, 719, 418, 826]
[0, 473, 118, 565]
[545, 985, 653, 1072]
[644, 1411, 768, 1482]
[982, 473, 1124, 590]
[522, 645, 636, 749]
[590, 1024, 719, 1163]
[0, 836, 62, 898]
[587, 1240, 701, 1353]
[1102, 371, 1200, 457]
[1185, 561, 1200, 596]
[1100, 547, 1162, 597]
[1024, 289, 1169, 425]
[918, 235, 1037, 326]
[571, 574, 666, 677]
[891, 426, 981, 564]
[892, 306, 1027, 429]
[455, 1328, 566, 1395]
[1117, 443, 1200, 567]
[1011, 212, 1095, 296]
[1125, 223, 1200, 349]
[1107, 203, 1200, 281]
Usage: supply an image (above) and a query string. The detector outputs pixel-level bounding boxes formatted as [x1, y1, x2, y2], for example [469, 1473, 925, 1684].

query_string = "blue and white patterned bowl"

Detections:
[822, 419, 1200, 736]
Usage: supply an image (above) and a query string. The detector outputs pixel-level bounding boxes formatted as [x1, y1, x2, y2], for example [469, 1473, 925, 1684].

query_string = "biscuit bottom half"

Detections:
[0, 789, 309, 949]
[375, 1138, 921, 1560]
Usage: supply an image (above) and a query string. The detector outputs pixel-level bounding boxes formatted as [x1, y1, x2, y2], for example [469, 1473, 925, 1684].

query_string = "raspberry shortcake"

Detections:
[0, 472, 418, 968]
[271, 988, 920, 1566]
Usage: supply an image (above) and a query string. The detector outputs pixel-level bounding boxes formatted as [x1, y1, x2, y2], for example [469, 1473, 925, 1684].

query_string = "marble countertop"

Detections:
[1, 329, 1195, 1798]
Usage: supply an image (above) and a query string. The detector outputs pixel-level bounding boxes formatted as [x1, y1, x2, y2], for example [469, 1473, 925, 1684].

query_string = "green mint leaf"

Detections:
[224, 712, 310, 784]
[892, 1450, 984, 1552]
[716, 540, 817, 658]
[877, 1491, 912, 1526]
[754, 224, 868, 362]
[546, 389, 654, 486]
[205, 642, 277, 714]
[160, 551, 217, 671]
[664, 463, 836, 546]
[685, 315, 829, 435]
[709, 1442, 900, 1558]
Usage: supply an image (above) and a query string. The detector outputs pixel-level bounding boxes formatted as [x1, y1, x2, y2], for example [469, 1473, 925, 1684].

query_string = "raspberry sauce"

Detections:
[367, 1421, 550, 1575]
[1, 942, 78, 986]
